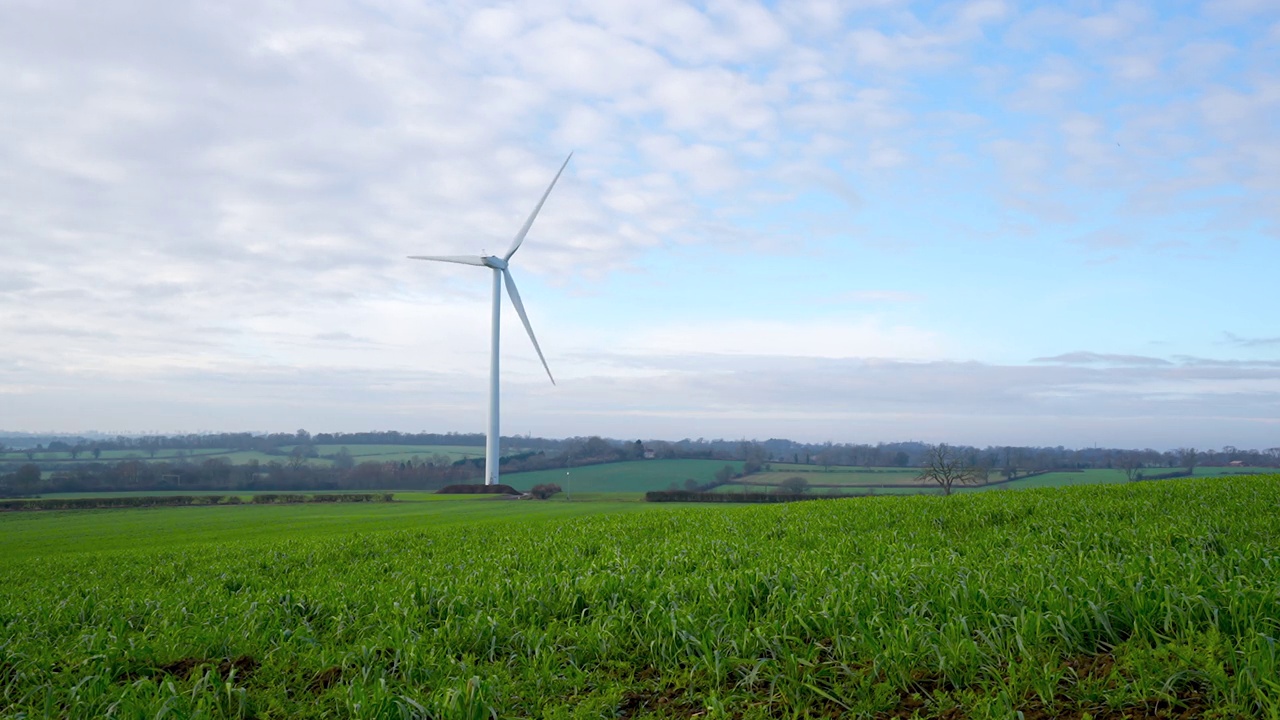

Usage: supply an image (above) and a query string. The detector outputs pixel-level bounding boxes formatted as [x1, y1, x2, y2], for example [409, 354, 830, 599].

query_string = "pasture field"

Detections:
[745, 469, 925, 487]
[507, 459, 745, 493]
[767, 463, 917, 474]
[996, 467, 1275, 491]
[709, 482, 925, 495]
[3, 476, 1280, 718]
[0, 444, 488, 466]
[733, 466, 1280, 496]
[0, 447, 234, 462]
[293, 445, 488, 463]
[0, 494, 663, 560]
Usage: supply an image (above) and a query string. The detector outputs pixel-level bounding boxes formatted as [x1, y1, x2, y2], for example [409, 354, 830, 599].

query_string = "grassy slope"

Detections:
[2, 476, 1279, 718]
[0, 495, 672, 560]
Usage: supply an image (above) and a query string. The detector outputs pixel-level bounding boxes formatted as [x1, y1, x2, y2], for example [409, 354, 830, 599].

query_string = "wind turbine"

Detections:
[409, 154, 570, 486]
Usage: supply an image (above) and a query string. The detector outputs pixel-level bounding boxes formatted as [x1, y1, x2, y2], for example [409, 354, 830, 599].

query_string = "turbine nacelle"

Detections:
[482, 256, 508, 270]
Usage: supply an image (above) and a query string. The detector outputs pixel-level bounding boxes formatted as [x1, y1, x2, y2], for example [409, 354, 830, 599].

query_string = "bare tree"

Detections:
[287, 446, 308, 470]
[1117, 453, 1143, 482]
[1178, 447, 1199, 475]
[919, 443, 984, 496]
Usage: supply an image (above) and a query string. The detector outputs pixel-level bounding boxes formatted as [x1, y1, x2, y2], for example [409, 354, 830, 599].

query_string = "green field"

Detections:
[3, 476, 1280, 718]
[0, 493, 667, 560]
[725, 466, 1280, 496]
[710, 482, 926, 495]
[745, 468, 924, 486]
[0, 444, 488, 468]
[993, 466, 1275, 490]
[507, 459, 744, 493]
[292, 444, 487, 463]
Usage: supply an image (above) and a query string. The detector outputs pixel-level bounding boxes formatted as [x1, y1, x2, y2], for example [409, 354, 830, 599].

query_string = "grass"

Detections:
[290, 444, 487, 462]
[710, 482, 927, 495]
[986, 466, 1275, 491]
[2, 475, 1279, 718]
[506, 459, 744, 493]
[0, 494, 670, 561]
[748, 469, 924, 487]
[0, 444, 488, 465]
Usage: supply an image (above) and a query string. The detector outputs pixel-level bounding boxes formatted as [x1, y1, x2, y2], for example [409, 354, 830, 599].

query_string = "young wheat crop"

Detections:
[1, 476, 1278, 718]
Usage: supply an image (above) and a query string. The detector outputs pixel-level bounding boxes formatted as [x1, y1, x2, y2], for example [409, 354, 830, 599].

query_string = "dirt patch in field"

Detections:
[616, 684, 700, 718]
[117, 655, 260, 683]
[217, 655, 259, 680]
[307, 666, 343, 694]
[157, 657, 205, 677]
[1018, 692, 1210, 720]
[1065, 652, 1116, 680]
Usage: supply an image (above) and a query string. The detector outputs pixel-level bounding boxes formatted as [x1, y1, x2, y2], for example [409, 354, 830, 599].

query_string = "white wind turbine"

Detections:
[409, 154, 571, 486]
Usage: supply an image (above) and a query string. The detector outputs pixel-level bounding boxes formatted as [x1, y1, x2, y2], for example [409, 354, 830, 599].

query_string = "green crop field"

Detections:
[505, 459, 744, 493]
[0, 444, 488, 466]
[747, 469, 925, 487]
[296, 445, 488, 462]
[0, 494, 667, 560]
[710, 482, 926, 496]
[767, 462, 917, 474]
[3, 476, 1280, 718]
[0, 448, 236, 462]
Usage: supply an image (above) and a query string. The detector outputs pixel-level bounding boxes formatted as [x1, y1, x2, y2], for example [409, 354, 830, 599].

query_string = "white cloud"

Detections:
[1, 0, 1278, 447]
[620, 317, 945, 360]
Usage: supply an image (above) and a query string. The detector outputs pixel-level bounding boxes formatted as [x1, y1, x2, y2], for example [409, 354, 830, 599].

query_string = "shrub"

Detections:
[530, 483, 562, 500]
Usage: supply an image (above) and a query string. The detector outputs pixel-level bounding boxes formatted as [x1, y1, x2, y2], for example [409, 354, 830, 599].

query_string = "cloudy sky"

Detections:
[2, 0, 1278, 449]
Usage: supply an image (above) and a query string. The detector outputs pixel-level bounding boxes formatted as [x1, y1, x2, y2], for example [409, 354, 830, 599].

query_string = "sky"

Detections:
[1, 0, 1278, 450]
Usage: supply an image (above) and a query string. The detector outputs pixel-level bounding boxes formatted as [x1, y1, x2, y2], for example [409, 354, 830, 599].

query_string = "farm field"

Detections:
[2, 476, 1279, 718]
[289, 444, 488, 462]
[727, 466, 1280, 496]
[506, 459, 745, 493]
[0, 444, 488, 465]
[987, 466, 1275, 491]
[0, 493, 669, 560]
[767, 462, 917, 474]
[0, 447, 234, 462]
[745, 469, 924, 486]
[709, 482, 924, 495]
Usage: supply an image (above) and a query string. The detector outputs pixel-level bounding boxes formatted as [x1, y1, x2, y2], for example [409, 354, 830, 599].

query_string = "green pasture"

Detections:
[505, 459, 744, 493]
[766, 462, 916, 474]
[0, 447, 232, 462]
[710, 482, 926, 495]
[0, 444, 488, 466]
[984, 466, 1274, 491]
[3, 476, 1280, 718]
[0, 494, 667, 561]
[748, 468, 924, 487]
[295, 444, 487, 462]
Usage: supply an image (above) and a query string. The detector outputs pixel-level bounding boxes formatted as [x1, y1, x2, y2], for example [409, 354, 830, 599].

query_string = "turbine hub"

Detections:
[482, 256, 507, 270]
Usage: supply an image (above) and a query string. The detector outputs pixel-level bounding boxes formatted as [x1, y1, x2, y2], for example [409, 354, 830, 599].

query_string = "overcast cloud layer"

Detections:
[1, 0, 1278, 449]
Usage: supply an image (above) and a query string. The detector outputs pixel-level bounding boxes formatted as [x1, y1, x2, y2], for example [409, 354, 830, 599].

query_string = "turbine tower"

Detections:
[409, 154, 570, 486]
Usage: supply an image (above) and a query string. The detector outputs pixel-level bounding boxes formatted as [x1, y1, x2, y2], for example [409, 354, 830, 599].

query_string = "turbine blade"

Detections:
[504, 152, 572, 261]
[502, 268, 555, 385]
[407, 255, 487, 266]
